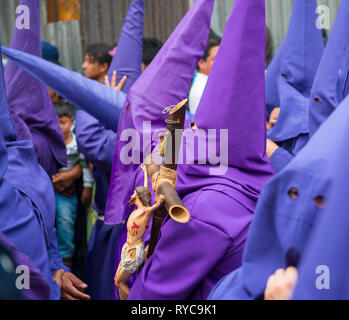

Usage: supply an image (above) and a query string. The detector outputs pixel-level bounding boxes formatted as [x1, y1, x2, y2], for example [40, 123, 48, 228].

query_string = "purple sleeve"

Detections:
[128, 196, 231, 300]
[48, 227, 70, 274]
[270, 147, 295, 173]
[75, 110, 116, 173]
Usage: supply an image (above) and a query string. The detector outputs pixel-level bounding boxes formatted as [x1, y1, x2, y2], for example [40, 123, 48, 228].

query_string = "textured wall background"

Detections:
[1, 0, 82, 71]
[79, 0, 189, 50]
[0, 0, 343, 72]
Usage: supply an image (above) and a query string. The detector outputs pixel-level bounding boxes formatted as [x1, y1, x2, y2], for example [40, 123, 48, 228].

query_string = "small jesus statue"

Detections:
[114, 164, 164, 300]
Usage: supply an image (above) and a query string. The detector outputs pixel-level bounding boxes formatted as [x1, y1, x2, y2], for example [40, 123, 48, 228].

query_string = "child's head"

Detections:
[82, 43, 113, 82]
[54, 103, 74, 140]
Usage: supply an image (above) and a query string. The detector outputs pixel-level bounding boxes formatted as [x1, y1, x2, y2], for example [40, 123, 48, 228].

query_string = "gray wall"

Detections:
[0, 0, 83, 72]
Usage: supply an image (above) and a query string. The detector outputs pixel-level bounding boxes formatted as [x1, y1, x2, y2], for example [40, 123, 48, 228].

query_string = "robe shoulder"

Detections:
[128, 186, 253, 300]
[183, 186, 253, 241]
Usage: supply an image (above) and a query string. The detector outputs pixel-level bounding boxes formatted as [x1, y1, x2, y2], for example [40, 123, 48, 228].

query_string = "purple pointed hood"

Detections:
[292, 115, 349, 300]
[309, 0, 349, 137]
[189, 0, 272, 182]
[1, 46, 126, 132]
[4, 0, 66, 175]
[267, 0, 324, 142]
[0, 46, 10, 178]
[107, 0, 144, 93]
[209, 80, 349, 301]
[105, 0, 215, 224]
[265, 41, 284, 118]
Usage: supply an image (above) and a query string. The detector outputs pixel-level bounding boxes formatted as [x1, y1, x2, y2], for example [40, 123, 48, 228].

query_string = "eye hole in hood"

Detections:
[288, 187, 299, 199]
[314, 195, 325, 208]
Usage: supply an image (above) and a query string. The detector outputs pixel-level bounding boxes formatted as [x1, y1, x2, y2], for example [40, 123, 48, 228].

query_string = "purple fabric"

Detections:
[0, 45, 67, 300]
[75, 110, 116, 214]
[265, 41, 284, 118]
[192, 0, 273, 190]
[107, 0, 144, 93]
[292, 104, 349, 299]
[84, 220, 123, 300]
[308, 0, 349, 137]
[208, 68, 349, 302]
[76, 0, 144, 299]
[1, 46, 126, 132]
[267, 0, 324, 143]
[129, 188, 252, 300]
[129, 0, 273, 300]
[105, 0, 215, 225]
[4, 0, 66, 177]
[269, 133, 308, 173]
[0, 232, 51, 300]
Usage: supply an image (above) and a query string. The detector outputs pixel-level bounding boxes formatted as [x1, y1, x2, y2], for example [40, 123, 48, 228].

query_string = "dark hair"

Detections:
[143, 38, 163, 66]
[135, 186, 152, 207]
[54, 102, 73, 118]
[85, 43, 113, 67]
[208, 28, 221, 42]
[266, 26, 274, 67]
[202, 37, 221, 61]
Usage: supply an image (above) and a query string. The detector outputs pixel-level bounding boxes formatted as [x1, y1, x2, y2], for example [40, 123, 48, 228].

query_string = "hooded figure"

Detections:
[102, 0, 215, 300]
[308, 0, 349, 137]
[265, 41, 283, 119]
[1, 45, 126, 133]
[128, 0, 274, 300]
[292, 102, 349, 299]
[4, 0, 66, 177]
[266, 0, 324, 173]
[0, 45, 69, 300]
[107, 0, 143, 93]
[208, 10, 349, 299]
[81, 0, 145, 300]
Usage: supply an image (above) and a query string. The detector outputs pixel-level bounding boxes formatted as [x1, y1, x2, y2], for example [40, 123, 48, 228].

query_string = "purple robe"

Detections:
[209, 84, 349, 300]
[129, 0, 273, 300]
[308, 0, 349, 137]
[105, 0, 215, 300]
[208, 3, 349, 298]
[0, 232, 51, 300]
[75, 110, 116, 215]
[76, 0, 144, 299]
[4, 0, 66, 177]
[107, 0, 144, 93]
[0, 45, 68, 300]
[266, 0, 324, 173]
[292, 110, 349, 299]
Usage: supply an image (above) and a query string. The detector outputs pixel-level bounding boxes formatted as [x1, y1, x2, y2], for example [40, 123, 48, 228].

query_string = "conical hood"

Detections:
[293, 122, 349, 300]
[267, 0, 324, 142]
[194, 0, 269, 173]
[0, 46, 10, 178]
[107, 0, 144, 93]
[209, 84, 349, 301]
[1, 46, 126, 132]
[4, 0, 66, 171]
[105, 0, 215, 224]
[309, 0, 349, 137]
[265, 41, 284, 118]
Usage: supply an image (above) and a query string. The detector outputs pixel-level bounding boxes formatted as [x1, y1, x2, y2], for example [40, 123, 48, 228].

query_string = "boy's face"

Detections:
[82, 54, 107, 81]
[59, 116, 74, 139]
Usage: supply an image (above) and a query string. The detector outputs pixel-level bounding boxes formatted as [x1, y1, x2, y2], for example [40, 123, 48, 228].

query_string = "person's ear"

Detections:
[197, 58, 206, 73]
